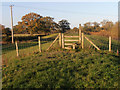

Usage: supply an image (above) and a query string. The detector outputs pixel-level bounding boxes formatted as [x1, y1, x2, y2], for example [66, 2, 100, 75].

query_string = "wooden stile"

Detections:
[62, 33, 64, 48]
[109, 36, 111, 52]
[59, 33, 62, 47]
[15, 41, 19, 57]
[47, 35, 59, 51]
[38, 36, 41, 53]
[84, 36, 100, 50]
[64, 47, 71, 49]
[65, 43, 74, 45]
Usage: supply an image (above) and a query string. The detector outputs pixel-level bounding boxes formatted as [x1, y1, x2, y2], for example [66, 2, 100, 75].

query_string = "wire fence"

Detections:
[2, 34, 59, 66]
[2, 32, 119, 67]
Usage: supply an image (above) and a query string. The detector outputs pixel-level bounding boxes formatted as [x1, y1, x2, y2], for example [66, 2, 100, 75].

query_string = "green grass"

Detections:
[2, 49, 119, 88]
[2, 32, 120, 88]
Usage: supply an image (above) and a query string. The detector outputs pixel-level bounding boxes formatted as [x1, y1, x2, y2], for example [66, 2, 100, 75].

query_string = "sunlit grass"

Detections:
[2, 32, 120, 88]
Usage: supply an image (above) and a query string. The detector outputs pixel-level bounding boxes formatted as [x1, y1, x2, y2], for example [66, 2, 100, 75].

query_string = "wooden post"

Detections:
[109, 36, 111, 52]
[59, 33, 62, 47]
[10, 5, 14, 44]
[79, 24, 81, 44]
[82, 33, 84, 49]
[15, 41, 19, 57]
[62, 33, 64, 48]
[117, 49, 119, 56]
[73, 44, 75, 49]
[38, 36, 41, 53]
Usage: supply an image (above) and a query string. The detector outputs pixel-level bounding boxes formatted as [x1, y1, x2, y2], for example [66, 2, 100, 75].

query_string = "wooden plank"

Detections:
[84, 36, 100, 50]
[82, 33, 84, 49]
[15, 41, 19, 57]
[64, 47, 71, 49]
[64, 36, 79, 38]
[65, 43, 73, 45]
[109, 36, 111, 52]
[62, 33, 64, 48]
[79, 24, 81, 43]
[47, 35, 59, 51]
[38, 36, 41, 53]
[59, 33, 62, 47]
[65, 40, 79, 42]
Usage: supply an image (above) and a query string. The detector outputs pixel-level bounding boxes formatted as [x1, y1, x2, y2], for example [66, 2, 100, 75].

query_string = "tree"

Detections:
[0, 24, 5, 30]
[72, 27, 79, 31]
[92, 22, 100, 27]
[58, 19, 70, 33]
[13, 22, 28, 34]
[2, 27, 11, 37]
[101, 20, 113, 30]
[14, 13, 59, 35]
[0, 24, 5, 34]
[92, 22, 100, 32]
[39, 16, 58, 34]
[21, 12, 43, 35]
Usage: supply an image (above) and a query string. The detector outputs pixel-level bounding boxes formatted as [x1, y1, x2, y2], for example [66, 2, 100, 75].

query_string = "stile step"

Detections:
[65, 40, 79, 42]
[65, 43, 73, 45]
[64, 47, 72, 49]
[64, 36, 79, 38]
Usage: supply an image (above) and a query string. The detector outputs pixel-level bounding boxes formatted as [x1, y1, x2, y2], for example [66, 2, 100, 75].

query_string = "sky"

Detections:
[1, 1, 118, 29]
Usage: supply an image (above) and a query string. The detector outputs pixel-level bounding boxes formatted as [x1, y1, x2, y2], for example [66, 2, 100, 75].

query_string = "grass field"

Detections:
[2, 32, 120, 88]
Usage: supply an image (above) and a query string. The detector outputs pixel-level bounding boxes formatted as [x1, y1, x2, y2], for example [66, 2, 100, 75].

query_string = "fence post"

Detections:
[15, 41, 19, 57]
[79, 24, 81, 44]
[109, 36, 111, 52]
[38, 36, 41, 53]
[59, 33, 62, 48]
[62, 33, 64, 48]
[82, 33, 84, 49]
[117, 49, 119, 56]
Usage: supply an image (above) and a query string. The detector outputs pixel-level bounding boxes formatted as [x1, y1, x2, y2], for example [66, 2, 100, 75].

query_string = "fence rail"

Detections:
[64, 40, 79, 42]
[64, 36, 79, 38]
[84, 35, 100, 50]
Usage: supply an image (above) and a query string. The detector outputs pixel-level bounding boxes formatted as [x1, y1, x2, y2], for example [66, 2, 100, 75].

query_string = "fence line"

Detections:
[2, 27, 119, 57]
